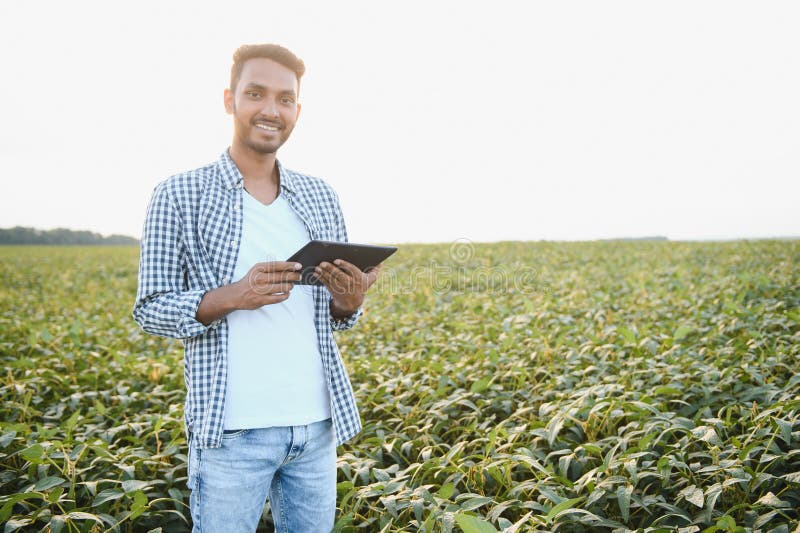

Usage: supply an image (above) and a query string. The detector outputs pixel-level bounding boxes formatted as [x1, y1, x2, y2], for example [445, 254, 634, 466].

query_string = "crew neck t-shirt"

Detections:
[223, 190, 330, 430]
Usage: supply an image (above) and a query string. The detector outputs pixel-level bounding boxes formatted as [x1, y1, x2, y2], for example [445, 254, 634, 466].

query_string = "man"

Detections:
[133, 43, 379, 532]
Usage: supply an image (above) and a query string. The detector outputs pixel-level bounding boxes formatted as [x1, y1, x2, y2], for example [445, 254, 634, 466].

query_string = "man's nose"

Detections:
[260, 99, 279, 117]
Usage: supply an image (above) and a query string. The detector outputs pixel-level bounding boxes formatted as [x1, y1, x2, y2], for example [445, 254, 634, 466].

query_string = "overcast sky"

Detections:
[1, 1, 798, 244]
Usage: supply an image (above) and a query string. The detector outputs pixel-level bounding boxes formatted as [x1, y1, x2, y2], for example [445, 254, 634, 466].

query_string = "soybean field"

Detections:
[1, 241, 798, 532]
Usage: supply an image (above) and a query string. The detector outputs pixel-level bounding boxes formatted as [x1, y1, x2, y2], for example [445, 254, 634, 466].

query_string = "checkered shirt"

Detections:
[133, 150, 363, 449]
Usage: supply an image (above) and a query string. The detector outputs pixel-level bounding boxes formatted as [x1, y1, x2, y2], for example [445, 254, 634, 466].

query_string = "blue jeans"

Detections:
[187, 418, 336, 532]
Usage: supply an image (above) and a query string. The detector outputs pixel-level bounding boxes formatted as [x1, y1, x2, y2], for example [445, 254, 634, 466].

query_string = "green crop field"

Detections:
[1, 241, 798, 532]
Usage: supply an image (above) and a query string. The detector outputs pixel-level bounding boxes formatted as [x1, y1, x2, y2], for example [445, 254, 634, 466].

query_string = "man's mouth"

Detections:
[255, 121, 281, 132]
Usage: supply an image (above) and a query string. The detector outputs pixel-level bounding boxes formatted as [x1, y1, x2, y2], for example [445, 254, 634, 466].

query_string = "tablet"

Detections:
[287, 240, 398, 285]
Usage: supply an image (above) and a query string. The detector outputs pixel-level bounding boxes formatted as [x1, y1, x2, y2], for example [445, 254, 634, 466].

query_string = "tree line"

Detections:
[0, 226, 139, 245]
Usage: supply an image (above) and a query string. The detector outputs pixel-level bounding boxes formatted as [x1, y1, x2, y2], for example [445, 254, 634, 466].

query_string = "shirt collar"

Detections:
[218, 149, 296, 194]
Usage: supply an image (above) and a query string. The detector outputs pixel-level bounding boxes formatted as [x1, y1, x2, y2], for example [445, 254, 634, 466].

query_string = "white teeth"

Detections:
[256, 124, 278, 131]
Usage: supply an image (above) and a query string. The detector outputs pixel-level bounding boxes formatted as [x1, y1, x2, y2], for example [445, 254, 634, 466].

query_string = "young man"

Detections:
[133, 44, 379, 532]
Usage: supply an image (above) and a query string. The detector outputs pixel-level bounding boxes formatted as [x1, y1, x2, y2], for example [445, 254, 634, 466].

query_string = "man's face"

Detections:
[225, 58, 301, 156]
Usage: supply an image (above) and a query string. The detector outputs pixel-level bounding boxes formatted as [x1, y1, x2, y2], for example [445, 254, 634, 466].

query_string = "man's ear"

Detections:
[296, 101, 302, 121]
[224, 88, 234, 114]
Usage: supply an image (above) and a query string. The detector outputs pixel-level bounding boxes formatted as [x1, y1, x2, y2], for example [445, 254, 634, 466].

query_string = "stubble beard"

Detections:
[235, 122, 288, 155]
[242, 134, 280, 155]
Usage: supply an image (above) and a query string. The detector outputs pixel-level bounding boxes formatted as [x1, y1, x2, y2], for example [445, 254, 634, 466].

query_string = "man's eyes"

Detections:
[244, 91, 295, 104]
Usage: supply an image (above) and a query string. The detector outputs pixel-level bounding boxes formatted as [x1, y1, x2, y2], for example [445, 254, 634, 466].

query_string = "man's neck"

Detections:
[229, 144, 280, 204]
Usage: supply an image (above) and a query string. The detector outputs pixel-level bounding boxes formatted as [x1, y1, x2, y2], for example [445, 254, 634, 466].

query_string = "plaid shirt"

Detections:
[133, 150, 363, 449]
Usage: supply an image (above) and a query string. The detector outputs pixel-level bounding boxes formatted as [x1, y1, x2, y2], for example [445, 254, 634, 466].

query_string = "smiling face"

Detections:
[224, 57, 301, 156]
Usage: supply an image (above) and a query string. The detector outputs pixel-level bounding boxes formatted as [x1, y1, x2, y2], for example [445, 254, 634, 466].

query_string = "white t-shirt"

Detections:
[223, 190, 330, 430]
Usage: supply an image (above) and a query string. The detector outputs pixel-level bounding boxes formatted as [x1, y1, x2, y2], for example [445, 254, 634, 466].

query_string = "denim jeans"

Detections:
[187, 418, 336, 532]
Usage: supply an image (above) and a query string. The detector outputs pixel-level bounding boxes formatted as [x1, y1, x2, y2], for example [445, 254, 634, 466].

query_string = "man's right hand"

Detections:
[196, 261, 302, 325]
[235, 261, 303, 309]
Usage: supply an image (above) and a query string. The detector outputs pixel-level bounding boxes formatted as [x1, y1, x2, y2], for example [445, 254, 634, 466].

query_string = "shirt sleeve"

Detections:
[132, 182, 211, 339]
[328, 188, 362, 331]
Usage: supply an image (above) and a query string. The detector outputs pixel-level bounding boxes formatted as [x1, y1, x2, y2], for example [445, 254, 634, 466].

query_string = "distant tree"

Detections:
[0, 226, 139, 245]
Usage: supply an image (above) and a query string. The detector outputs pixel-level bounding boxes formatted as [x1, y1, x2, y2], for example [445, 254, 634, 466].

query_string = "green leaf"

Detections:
[39, 328, 54, 343]
[122, 479, 152, 493]
[33, 476, 65, 491]
[703, 483, 723, 523]
[64, 409, 81, 431]
[781, 471, 800, 483]
[546, 414, 565, 447]
[454, 513, 498, 533]
[679, 485, 704, 508]
[692, 426, 721, 446]
[617, 326, 636, 344]
[130, 490, 148, 520]
[92, 488, 125, 507]
[470, 377, 491, 394]
[0, 431, 17, 448]
[133, 490, 147, 507]
[616, 484, 633, 522]
[65, 512, 104, 524]
[47, 485, 65, 504]
[715, 515, 737, 530]
[168, 488, 185, 503]
[437, 483, 454, 500]
[0, 493, 45, 523]
[581, 444, 602, 455]
[459, 497, 493, 511]
[673, 325, 693, 341]
[69, 320, 82, 338]
[19, 443, 44, 463]
[545, 497, 585, 523]
[336, 481, 353, 496]
[4, 518, 32, 533]
[372, 467, 390, 482]
[753, 510, 779, 529]
[48, 516, 66, 533]
[755, 492, 790, 508]
[773, 418, 792, 446]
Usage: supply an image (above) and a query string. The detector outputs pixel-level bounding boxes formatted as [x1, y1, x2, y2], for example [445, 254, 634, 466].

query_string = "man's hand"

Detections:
[314, 259, 381, 318]
[196, 261, 301, 325]
[237, 261, 302, 309]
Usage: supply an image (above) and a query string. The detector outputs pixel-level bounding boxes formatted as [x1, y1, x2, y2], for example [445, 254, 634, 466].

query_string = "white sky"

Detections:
[1, 1, 798, 244]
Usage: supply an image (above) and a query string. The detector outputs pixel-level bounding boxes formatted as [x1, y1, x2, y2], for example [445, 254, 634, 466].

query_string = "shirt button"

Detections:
[230, 240, 235, 247]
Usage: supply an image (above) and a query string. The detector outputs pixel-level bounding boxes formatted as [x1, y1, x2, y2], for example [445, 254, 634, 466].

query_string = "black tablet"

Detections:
[287, 240, 398, 285]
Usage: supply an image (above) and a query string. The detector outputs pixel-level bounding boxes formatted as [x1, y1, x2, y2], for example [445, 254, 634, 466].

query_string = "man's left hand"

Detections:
[314, 259, 381, 318]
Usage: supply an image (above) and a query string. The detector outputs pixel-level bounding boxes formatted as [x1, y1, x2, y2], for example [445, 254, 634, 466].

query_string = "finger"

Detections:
[314, 263, 340, 285]
[256, 291, 291, 306]
[250, 281, 293, 296]
[274, 270, 302, 283]
[315, 264, 349, 294]
[250, 270, 301, 289]
[332, 259, 364, 278]
[318, 261, 349, 281]
[256, 261, 303, 273]
[269, 282, 295, 294]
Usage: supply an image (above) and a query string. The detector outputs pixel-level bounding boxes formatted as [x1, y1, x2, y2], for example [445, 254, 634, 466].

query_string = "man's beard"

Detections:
[236, 125, 287, 155]
[242, 135, 281, 154]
